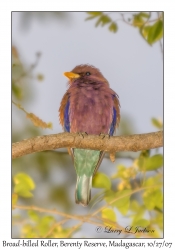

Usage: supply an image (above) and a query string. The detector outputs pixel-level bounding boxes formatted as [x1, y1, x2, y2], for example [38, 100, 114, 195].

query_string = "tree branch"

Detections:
[12, 131, 163, 159]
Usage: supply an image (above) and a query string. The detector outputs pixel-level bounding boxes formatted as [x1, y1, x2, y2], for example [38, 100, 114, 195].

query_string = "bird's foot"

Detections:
[99, 133, 110, 139]
[77, 132, 88, 138]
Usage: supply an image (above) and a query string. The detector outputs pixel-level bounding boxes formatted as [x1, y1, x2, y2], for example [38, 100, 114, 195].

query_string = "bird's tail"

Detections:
[73, 148, 104, 206]
[75, 175, 92, 206]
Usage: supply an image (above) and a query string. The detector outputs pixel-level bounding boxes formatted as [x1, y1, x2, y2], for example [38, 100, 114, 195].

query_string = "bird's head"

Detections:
[63, 64, 109, 86]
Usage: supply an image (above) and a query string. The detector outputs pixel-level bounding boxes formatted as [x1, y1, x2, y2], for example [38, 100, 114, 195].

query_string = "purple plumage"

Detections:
[59, 64, 120, 206]
[60, 64, 120, 135]
[69, 80, 115, 134]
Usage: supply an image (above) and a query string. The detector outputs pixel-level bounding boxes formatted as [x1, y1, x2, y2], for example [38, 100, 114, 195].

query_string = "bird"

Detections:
[59, 64, 120, 206]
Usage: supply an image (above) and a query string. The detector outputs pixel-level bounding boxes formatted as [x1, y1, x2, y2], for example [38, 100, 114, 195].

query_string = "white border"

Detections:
[1, 1, 174, 249]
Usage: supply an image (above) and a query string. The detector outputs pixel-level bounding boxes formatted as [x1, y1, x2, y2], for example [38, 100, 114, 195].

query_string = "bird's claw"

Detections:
[99, 133, 110, 139]
[77, 132, 88, 138]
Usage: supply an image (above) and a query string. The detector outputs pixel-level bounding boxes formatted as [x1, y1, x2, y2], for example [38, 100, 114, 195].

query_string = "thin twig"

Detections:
[120, 13, 133, 26]
[65, 222, 82, 238]
[13, 52, 41, 84]
[159, 39, 163, 56]
[13, 204, 82, 221]
[12, 100, 27, 114]
[43, 218, 69, 238]
[91, 184, 161, 217]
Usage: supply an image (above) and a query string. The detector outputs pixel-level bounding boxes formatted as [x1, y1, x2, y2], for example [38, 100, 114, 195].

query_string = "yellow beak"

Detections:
[63, 72, 80, 80]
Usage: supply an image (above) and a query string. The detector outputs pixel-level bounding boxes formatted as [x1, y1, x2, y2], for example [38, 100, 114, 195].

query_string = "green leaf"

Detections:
[12, 193, 18, 206]
[13, 173, 35, 197]
[147, 20, 163, 44]
[95, 15, 111, 27]
[155, 190, 163, 209]
[39, 215, 55, 235]
[143, 189, 163, 210]
[138, 153, 163, 171]
[130, 200, 140, 212]
[145, 154, 163, 171]
[22, 224, 37, 238]
[38, 216, 55, 236]
[105, 190, 131, 215]
[139, 25, 151, 43]
[152, 213, 163, 230]
[131, 206, 145, 224]
[108, 22, 118, 33]
[52, 226, 79, 238]
[12, 83, 23, 100]
[12, 63, 25, 81]
[28, 210, 39, 222]
[143, 176, 162, 187]
[87, 12, 102, 17]
[133, 218, 150, 227]
[132, 14, 144, 27]
[138, 153, 149, 171]
[92, 172, 111, 189]
[151, 118, 163, 129]
[101, 208, 116, 226]
[140, 150, 150, 158]
[114, 190, 131, 215]
[112, 164, 126, 179]
[140, 12, 150, 18]
[85, 12, 102, 21]
[133, 12, 150, 28]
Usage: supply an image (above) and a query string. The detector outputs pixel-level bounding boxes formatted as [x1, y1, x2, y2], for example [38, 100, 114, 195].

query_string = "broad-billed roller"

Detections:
[59, 64, 120, 206]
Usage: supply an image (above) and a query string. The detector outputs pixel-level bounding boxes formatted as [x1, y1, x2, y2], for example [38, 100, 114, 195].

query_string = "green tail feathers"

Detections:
[75, 175, 92, 206]
[73, 148, 102, 206]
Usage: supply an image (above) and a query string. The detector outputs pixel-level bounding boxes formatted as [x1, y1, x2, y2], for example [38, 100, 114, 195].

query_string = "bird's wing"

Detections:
[109, 94, 120, 136]
[59, 92, 70, 132]
[114, 94, 120, 128]
[59, 92, 73, 157]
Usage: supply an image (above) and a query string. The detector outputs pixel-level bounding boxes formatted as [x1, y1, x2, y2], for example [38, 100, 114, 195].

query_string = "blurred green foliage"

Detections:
[21, 210, 75, 238]
[86, 12, 163, 45]
[86, 12, 118, 33]
[12, 44, 77, 237]
[12, 149, 163, 238]
[13, 173, 35, 197]
[92, 172, 111, 189]
[151, 117, 163, 130]
[20, 12, 70, 30]
[102, 208, 116, 226]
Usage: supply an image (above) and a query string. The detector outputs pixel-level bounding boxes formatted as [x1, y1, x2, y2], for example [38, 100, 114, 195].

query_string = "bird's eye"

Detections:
[86, 72, 91, 76]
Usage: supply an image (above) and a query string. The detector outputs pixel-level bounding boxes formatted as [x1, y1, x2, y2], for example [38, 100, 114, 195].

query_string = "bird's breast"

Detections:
[69, 85, 115, 135]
